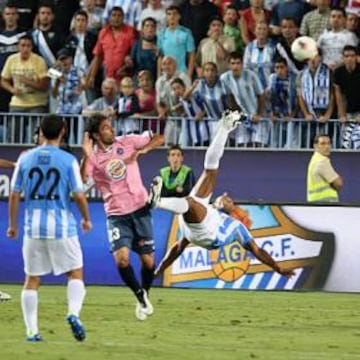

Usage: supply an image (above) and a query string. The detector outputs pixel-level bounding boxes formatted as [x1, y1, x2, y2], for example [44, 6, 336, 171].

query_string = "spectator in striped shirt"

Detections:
[103, 0, 143, 28]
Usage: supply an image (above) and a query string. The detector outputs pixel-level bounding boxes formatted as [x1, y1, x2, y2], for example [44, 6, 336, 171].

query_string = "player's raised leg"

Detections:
[149, 110, 243, 222]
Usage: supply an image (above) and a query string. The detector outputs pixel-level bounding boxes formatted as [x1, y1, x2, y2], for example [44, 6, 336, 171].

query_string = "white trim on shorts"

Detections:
[22, 236, 83, 276]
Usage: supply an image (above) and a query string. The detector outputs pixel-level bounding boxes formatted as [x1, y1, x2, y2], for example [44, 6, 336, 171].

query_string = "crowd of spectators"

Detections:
[0, 0, 360, 148]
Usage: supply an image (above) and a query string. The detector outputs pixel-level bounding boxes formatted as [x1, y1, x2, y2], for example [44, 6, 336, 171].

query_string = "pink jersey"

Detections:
[86, 132, 151, 216]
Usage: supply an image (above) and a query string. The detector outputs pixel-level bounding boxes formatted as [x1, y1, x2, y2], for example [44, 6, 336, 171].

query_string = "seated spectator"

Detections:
[243, 21, 275, 88]
[126, 17, 159, 81]
[240, 0, 272, 45]
[82, 77, 119, 117]
[159, 144, 196, 197]
[139, 0, 167, 32]
[267, 57, 298, 147]
[117, 76, 141, 134]
[223, 5, 244, 53]
[196, 15, 235, 75]
[171, 77, 210, 146]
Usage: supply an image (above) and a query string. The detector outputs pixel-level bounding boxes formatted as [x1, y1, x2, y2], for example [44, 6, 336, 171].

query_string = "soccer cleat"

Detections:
[148, 176, 163, 209]
[142, 290, 154, 316]
[135, 302, 147, 321]
[0, 291, 11, 301]
[67, 315, 86, 342]
[219, 110, 245, 131]
[26, 334, 43, 342]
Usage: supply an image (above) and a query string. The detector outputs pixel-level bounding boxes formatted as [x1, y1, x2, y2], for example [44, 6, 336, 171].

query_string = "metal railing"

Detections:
[0, 112, 354, 150]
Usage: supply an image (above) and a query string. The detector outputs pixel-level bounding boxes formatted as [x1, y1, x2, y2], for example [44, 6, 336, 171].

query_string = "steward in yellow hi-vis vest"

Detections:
[307, 134, 343, 202]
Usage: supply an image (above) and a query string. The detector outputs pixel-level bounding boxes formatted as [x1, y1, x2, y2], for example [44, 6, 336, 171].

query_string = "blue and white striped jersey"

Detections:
[11, 146, 84, 240]
[220, 69, 265, 116]
[103, 0, 142, 27]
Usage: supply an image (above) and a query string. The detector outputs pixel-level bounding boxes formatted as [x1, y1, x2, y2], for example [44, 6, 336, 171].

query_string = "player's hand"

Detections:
[154, 266, 162, 277]
[278, 268, 296, 278]
[6, 227, 18, 239]
[81, 219, 92, 233]
[82, 132, 93, 157]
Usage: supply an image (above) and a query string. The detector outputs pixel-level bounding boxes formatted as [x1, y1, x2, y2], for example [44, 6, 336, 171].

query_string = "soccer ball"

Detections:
[291, 36, 318, 62]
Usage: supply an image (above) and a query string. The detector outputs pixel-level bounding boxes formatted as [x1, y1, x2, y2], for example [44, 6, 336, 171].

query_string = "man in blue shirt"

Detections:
[7, 114, 92, 342]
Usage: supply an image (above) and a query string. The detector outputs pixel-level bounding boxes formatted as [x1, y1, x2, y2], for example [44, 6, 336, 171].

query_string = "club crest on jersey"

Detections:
[105, 159, 126, 180]
[117, 148, 124, 155]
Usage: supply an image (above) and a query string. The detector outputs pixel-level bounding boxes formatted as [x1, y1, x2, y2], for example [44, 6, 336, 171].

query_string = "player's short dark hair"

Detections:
[202, 61, 218, 72]
[167, 144, 184, 156]
[86, 114, 108, 140]
[38, 0, 54, 12]
[330, 6, 346, 17]
[40, 115, 65, 140]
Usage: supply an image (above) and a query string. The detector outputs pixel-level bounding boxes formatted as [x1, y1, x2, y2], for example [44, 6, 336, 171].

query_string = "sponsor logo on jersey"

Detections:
[105, 159, 126, 180]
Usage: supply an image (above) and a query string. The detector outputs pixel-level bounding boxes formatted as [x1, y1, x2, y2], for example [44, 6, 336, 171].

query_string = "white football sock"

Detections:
[21, 289, 38, 336]
[67, 279, 86, 317]
[204, 126, 229, 170]
[157, 197, 190, 214]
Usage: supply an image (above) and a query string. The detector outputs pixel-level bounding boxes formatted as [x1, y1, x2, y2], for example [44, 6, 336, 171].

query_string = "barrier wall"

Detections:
[1, 146, 359, 203]
[0, 200, 359, 292]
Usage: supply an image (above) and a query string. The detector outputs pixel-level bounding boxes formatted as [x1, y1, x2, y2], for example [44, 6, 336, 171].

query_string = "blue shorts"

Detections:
[107, 206, 154, 254]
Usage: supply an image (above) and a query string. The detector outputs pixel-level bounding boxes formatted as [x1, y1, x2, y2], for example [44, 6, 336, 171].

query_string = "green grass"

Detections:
[0, 285, 360, 360]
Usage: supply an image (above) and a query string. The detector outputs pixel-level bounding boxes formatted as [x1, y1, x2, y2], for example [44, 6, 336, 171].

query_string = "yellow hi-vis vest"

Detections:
[307, 152, 339, 202]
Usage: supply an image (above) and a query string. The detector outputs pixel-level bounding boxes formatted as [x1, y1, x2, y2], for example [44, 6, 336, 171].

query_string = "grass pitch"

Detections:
[0, 285, 359, 360]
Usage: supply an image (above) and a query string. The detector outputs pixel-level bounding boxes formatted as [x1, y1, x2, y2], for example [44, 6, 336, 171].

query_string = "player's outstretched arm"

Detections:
[154, 238, 190, 276]
[245, 240, 295, 278]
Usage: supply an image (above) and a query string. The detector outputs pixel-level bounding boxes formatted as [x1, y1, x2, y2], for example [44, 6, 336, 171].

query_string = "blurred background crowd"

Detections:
[0, 0, 360, 149]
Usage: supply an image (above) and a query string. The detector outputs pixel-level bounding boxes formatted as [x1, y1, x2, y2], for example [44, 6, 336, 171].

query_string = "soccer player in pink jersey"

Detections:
[81, 114, 164, 321]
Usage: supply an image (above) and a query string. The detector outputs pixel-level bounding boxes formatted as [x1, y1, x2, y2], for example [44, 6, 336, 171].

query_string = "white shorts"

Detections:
[22, 236, 83, 276]
[179, 203, 222, 249]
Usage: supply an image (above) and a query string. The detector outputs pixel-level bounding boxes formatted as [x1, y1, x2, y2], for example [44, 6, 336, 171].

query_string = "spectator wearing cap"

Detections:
[86, 6, 137, 85]
[51, 48, 86, 115]
[179, 0, 220, 47]
[196, 16, 235, 75]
